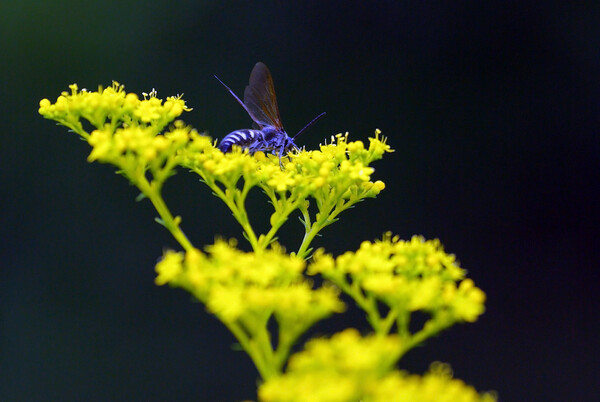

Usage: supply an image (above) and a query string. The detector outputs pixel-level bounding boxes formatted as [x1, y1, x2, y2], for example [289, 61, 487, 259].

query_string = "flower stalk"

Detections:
[40, 82, 495, 401]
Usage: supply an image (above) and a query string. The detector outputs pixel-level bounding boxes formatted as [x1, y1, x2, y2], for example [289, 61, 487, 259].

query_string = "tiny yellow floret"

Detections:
[155, 250, 184, 285]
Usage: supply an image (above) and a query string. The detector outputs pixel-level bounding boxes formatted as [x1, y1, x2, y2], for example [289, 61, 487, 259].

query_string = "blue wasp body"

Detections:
[218, 127, 297, 155]
[215, 62, 324, 166]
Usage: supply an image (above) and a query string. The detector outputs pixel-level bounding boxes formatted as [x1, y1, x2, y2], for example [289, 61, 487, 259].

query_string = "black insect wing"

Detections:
[215, 62, 323, 167]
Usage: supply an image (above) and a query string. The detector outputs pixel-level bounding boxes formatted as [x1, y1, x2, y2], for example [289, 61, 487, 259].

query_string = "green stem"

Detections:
[363, 295, 384, 334]
[258, 196, 303, 250]
[404, 316, 453, 352]
[234, 313, 280, 380]
[333, 278, 398, 336]
[136, 177, 194, 252]
[199, 173, 259, 250]
[396, 309, 410, 339]
[297, 224, 319, 259]
[254, 325, 277, 379]
[296, 204, 331, 259]
[232, 180, 259, 250]
[64, 121, 90, 140]
[379, 309, 397, 335]
[272, 321, 311, 373]
[223, 320, 273, 380]
[297, 195, 350, 259]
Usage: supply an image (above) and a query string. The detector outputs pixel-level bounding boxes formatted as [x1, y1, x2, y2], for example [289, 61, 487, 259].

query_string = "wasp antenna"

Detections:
[293, 112, 326, 140]
[214, 74, 248, 113]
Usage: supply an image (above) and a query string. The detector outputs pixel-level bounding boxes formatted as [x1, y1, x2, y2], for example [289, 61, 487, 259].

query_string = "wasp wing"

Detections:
[243, 62, 284, 130]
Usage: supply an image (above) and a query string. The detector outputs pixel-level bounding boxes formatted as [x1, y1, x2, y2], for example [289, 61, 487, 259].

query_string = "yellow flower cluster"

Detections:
[86, 119, 193, 165]
[38, 83, 393, 258]
[155, 239, 345, 379]
[184, 131, 389, 194]
[309, 233, 486, 338]
[39, 82, 190, 131]
[182, 131, 392, 256]
[39, 83, 193, 187]
[40, 83, 493, 398]
[368, 362, 497, 402]
[259, 329, 496, 402]
[156, 240, 344, 323]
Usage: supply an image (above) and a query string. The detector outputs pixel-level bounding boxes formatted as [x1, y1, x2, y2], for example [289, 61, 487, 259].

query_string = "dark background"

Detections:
[1, 1, 598, 400]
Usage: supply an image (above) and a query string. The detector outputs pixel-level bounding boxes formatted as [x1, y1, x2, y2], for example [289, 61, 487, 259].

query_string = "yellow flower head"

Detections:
[155, 240, 344, 324]
[183, 130, 392, 196]
[39, 82, 190, 131]
[309, 233, 487, 334]
[155, 250, 184, 286]
[260, 333, 496, 402]
[366, 363, 498, 402]
[40, 83, 195, 187]
[182, 130, 393, 257]
[288, 329, 402, 375]
[259, 330, 495, 402]
[258, 329, 402, 402]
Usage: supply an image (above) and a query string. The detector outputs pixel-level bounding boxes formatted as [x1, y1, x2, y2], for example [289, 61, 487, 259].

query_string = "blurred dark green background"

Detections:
[1, 1, 598, 400]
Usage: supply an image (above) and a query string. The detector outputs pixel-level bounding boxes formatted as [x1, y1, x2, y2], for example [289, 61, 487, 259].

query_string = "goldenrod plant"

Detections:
[40, 82, 496, 401]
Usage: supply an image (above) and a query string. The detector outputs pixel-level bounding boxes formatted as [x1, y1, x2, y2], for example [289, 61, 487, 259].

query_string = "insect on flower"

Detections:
[215, 62, 325, 167]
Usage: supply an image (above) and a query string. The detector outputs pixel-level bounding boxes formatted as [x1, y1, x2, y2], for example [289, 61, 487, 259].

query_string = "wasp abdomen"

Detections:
[218, 129, 265, 153]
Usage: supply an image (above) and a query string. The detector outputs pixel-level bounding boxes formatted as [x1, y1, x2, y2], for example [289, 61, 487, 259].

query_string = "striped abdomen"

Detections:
[218, 126, 297, 155]
[218, 129, 265, 153]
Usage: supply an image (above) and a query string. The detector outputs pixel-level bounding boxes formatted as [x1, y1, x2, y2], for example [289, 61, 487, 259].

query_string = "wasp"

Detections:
[215, 62, 325, 167]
